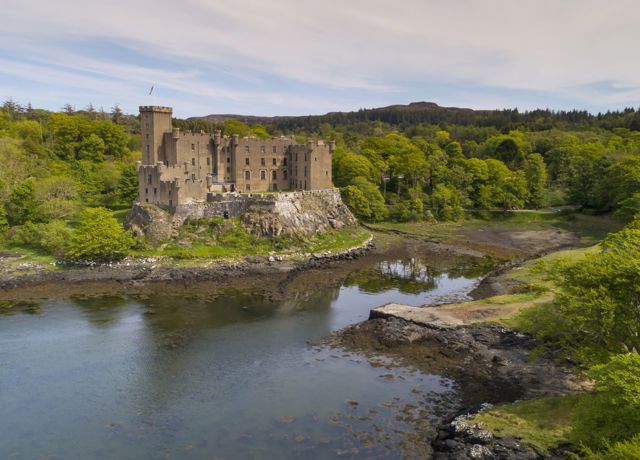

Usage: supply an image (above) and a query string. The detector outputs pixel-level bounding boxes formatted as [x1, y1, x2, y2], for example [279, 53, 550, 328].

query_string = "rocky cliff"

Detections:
[127, 189, 357, 242]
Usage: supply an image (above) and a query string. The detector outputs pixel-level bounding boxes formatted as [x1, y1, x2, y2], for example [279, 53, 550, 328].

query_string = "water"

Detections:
[0, 253, 487, 460]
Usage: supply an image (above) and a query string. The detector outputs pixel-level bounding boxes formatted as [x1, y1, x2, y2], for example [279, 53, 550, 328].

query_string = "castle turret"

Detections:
[140, 106, 172, 165]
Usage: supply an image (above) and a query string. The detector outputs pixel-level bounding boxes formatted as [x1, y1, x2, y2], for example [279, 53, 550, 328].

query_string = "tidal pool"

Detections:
[0, 253, 488, 459]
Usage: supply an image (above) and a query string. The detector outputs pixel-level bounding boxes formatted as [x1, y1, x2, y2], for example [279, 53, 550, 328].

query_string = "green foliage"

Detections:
[250, 124, 270, 139]
[579, 434, 640, 460]
[6, 220, 73, 257]
[430, 184, 463, 221]
[115, 164, 139, 205]
[349, 177, 388, 222]
[221, 118, 251, 137]
[524, 153, 548, 208]
[65, 207, 135, 262]
[572, 353, 640, 450]
[5, 179, 42, 225]
[0, 202, 7, 234]
[34, 176, 81, 220]
[334, 153, 376, 186]
[340, 185, 372, 220]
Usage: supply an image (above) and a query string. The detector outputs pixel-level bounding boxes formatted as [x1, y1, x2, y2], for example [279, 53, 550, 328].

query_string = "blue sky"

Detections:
[2, 0, 640, 118]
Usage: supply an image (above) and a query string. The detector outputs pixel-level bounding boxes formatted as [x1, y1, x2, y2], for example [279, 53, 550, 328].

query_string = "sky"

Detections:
[2, 0, 640, 118]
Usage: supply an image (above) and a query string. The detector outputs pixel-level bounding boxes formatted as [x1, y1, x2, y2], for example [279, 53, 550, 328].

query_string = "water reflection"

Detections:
[0, 253, 489, 460]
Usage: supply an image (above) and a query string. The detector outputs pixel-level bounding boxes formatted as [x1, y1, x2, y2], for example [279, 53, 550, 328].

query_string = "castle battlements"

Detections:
[136, 106, 333, 211]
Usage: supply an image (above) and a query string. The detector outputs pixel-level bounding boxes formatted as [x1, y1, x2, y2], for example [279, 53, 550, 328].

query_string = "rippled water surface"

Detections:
[0, 254, 488, 459]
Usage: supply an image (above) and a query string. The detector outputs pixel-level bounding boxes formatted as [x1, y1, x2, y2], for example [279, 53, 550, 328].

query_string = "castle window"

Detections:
[284, 157, 288, 166]
[260, 146, 265, 154]
[245, 146, 250, 153]
[273, 183, 278, 191]
[169, 190, 172, 196]
[148, 174, 152, 184]
[245, 171, 250, 180]
[304, 166, 307, 177]
[245, 158, 250, 166]
[227, 167, 230, 173]
[260, 170, 266, 180]
[153, 188, 157, 195]
[169, 199, 172, 207]
[261, 158, 265, 166]
[191, 144, 195, 150]
[272, 146, 277, 153]
[246, 184, 251, 191]
[304, 180, 307, 189]
[145, 188, 148, 194]
[207, 157, 210, 165]
[227, 157, 230, 163]
[326, 171, 328, 176]
[272, 170, 277, 180]
[283, 170, 288, 180]
[191, 174, 196, 181]
[146, 145, 150, 153]
[146, 134, 149, 140]
[272, 158, 276, 166]
[315, 157, 317, 161]
[192, 158, 195, 166]
[305, 153, 308, 162]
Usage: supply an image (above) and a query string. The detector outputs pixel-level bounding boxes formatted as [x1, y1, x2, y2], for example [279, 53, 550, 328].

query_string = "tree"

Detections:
[5, 179, 42, 225]
[250, 124, 270, 139]
[33, 176, 81, 220]
[0, 202, 8, 234]
[529, 221, 640, 364]
[340, 185, 371, 220]
[430, 183, 464, 221]
[349, 177, 388, 221]
[221, 119, 251, 137]
[334, 153, 376, 186]
[77, 133, 106, 161]
[110, 104, 123, 124]
[65, 207, 135, 262]
[572, 353, 640, 450]
[523, 153, 548, 208]
[115, 165, 140, 205]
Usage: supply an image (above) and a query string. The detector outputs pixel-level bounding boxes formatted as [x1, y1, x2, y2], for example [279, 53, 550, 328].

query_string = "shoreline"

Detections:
[0, 236, 375, 300]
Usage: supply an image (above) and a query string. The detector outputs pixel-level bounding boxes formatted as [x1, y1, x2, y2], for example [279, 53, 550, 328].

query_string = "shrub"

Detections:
[580, 435, 640, 460]
[65, 207, 134, 262]
[572, 353, 640, 449]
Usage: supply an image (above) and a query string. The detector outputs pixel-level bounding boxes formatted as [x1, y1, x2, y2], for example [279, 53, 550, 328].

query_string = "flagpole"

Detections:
[148, 84, 156, 106]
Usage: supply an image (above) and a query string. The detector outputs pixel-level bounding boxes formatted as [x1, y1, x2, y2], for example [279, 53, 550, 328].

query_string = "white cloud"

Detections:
[1, 0, 639, 114]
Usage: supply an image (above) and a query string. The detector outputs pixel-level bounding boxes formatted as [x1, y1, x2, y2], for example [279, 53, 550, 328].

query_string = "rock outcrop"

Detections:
[127, 188, 357, 241]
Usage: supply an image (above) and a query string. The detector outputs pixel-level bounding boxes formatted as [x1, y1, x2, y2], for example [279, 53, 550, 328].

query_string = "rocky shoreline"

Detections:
[332, 316, 585, 459]
[0, 236, 374, 299]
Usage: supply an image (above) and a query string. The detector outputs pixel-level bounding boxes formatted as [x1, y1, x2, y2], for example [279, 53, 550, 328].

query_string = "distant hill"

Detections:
[187, 101, 640, 133]
[189, 101, 475, 125]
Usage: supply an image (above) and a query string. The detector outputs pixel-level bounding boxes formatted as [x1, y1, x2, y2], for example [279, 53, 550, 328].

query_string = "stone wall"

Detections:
[128, 189, 358, 241]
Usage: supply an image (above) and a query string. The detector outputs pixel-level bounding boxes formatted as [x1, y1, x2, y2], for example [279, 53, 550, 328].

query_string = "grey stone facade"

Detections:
[137, 106, 334, 210]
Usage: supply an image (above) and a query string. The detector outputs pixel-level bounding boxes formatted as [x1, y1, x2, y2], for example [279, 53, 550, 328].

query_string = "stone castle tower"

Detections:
[136, 106, 334, 210]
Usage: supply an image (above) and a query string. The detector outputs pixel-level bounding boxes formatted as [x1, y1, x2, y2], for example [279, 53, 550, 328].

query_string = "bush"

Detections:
[571, 353, 640, 450]
[579, 435, 640, 460]
[6, 220, 73, 257]
[65, 207, 135, 262]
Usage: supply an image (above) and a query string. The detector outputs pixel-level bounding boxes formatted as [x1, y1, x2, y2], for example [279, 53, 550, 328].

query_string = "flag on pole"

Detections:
[148, 85, 154, 96]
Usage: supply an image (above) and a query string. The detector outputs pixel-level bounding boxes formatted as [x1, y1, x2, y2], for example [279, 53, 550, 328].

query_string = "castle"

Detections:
[136, 106, 334, 210]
